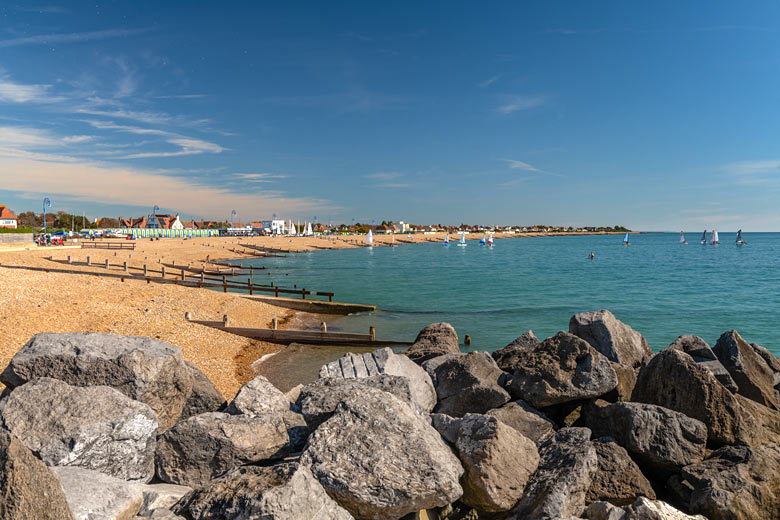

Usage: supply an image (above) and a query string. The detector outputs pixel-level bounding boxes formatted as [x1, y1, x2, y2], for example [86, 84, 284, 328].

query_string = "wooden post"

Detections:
[329, 294, 333, 302]
[223, 281, 227, 293]
[123, 261, 127, 272]
[248, 278, 253, 295]
[321, 322, 327, 332]
[104, 259, 109, 269]
[369, 326, 376, 342]
[161, 267, 166, 278]
[275, 287, 279, 297]
[222, 314, 229, 327]
[143, 264, 147, 276]
[181, 269, 185, 281]
[86, 256, 91, 265]
[67, 255, 71, 264]
[200, 272, 205, 284]
[271, 318, 278, 330]
[185, 311, 191, 321]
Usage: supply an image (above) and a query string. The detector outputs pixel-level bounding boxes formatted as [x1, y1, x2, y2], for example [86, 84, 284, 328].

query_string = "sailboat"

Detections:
[710, 230, 719, 245]
[487, 232, 494, 247]
[305, 222, 313, 236]
[622, 232, 630, 246]
[700, 230, 707, 245]
[457, 231, 467, 247]
[444, 234, 450, 246]
[365, 229, 373, 247]
[479, 233, 486, 246]
[680, 231, 687, 245]
[736, 229, 747, 246]
[290, 222, 297, 236]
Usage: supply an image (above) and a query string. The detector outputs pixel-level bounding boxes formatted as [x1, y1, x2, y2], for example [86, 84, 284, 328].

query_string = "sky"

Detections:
[2, 2, 780, 229]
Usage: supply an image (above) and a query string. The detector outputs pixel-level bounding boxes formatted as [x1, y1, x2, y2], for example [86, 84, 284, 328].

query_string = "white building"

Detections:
[270, 219, 286, 235]
[171, 214, 184, 230]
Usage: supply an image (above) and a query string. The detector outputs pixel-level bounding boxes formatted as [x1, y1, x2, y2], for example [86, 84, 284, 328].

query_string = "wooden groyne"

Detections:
[238, 244, 293, 254]
[242, 295, 375, 315]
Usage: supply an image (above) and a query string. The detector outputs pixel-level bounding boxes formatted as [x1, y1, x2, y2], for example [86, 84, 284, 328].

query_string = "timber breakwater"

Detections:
[0, 310, 778, 519]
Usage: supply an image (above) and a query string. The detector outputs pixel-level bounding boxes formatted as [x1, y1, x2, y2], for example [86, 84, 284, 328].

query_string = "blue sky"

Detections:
[2, 2, 780, 229]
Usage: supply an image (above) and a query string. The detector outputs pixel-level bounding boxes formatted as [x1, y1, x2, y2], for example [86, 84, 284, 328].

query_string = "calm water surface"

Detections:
[235, 233, 780, 355]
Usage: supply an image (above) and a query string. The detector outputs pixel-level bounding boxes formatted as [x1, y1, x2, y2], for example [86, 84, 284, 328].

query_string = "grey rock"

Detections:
[696, 359, 739, 393]
[281, 409, 309, 452]
[714, 330, 779, 410]
[586, 438, 656, 507]
[301, 386, 463, 519]
[585, 497, 707, 519]
[485, 400, 556, 445]
[509, 332, 618, 408]
[138, 483, 192, 517]
[569, 310, 651, 368]
[155, 411, 288, 487]
[491, 330, 540, 372]
[319, 347, 437, 413]
[0, 377, 157, 481]
[608, 362, 638, 402]
[226, 374, 290, 416]
[178, 361, 226, 421]
[298, 375, 426, 429]
[751, 342, 780, 373]
[681, 444, 780, 520]
[431, 413, 462, 444]
[0, 429, 74, 520]
[433, 351, 511, 417]
[664, 336, 738, 391]
[402, 322, 460, 363]
[284, 383, 304, 405]
[421, 353, 462, 385]
[584, 400, 707, 476]
[510, 427, 598, 519]
[135, 510, 185, 520]
[53, 466, 144, 520]
[175, 462, 353, 520]
[456, 414, 539, 512]
[0, 332, 192, 430]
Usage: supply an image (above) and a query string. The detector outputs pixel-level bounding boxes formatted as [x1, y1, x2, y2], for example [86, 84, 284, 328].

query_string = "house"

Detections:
[119, 216, 148, 229]
[0, 206, 18, 229]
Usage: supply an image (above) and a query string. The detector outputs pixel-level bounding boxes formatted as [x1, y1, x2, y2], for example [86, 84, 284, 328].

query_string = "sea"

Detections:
[234, 232, 780, 357]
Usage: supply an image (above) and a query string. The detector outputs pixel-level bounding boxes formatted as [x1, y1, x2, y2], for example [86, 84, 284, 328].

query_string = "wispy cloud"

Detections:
[0, 77, 64, 103]
[376, 183, 411, 189]
[479, 75, 500, 87]
[0, 126, 60, 147]
[84, 120, 172, 136]
[120, 137, 225, 159]
[365, 172, 402, 180]
[78, 108, 208, 127]
[62, 135, 94, 144]
[153, 94, 206, 100]
[723, 160, 780, 186]
[232, 173, 288, 182]
[0, 28, 152, 48]
[502, 159, 540, 172]
[496, 95, 547, 114]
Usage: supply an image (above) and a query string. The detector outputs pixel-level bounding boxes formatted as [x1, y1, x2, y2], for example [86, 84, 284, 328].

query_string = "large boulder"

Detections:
[569, 310, 651, 368]
[402, 322, 460, 363]
[584, 401, 707, 476]
[420, 353, 462, 385]
[138, 483, 192, 518]
[509, 332, 617, 408]
[53, 466, 144, 520]
[178, 361, 226, 421]
[175, 463, 353, 520]
[298, 375, 427, 429]
[585, 497, 707, 519]
[491, 330, 540, 373]
[456, 414, 539, 512]
[0, 429, 74, 520]
[586, 438, 655, 507]
[225, 374, 290, 416]
[751, 342, 780, 373]
[485, 400, 556, 445]
[432, 351, 511, 417]
[665, 336, 739, 392]
[713, 330, 779, 410]
[0, 332, 192, 429]
[319, 347, 436, 413]
[300, 386, 463, 519]
[607, 362, 638, 402]
[0, 377, 157, 481]
[510, 427, 598, 519]
[680, 444, 780, 520]
[155, 411, 288, 488]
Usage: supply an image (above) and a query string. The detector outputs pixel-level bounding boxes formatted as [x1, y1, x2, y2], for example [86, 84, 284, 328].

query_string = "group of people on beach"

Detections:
[35, 234, 63, 247]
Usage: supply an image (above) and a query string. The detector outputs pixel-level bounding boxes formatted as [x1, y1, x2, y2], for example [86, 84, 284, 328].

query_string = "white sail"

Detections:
[680, 231, 687, 244]
[480, 233, 486, 245]
[366, 229, 373, 245]
[291, 222, 297, 235]
[444, 233, 449, 245]
[487, 232, 494, 245]
[623, 232, 630, 245]
[714, 230, 719, 244]
[458, 231, 467, 247]
[306, 222, 313, 235]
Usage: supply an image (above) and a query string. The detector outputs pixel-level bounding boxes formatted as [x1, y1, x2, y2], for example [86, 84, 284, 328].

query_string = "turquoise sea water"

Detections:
[236, 233, 780, 356]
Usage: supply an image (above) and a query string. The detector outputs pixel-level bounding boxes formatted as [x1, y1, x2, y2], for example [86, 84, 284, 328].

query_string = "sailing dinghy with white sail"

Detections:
[366, 229, 373, 247]
[479, 233, 486, 246]
[487, 232, 494, 247]
[680, 231, 687, 244]
[623, 232, 630, 246]
[444, 234, 450, 246]
[736, 229, 747, 246]
[710, 230, 719, 245]
[700, 230, 707, 245]
[457, 231, 467, 247]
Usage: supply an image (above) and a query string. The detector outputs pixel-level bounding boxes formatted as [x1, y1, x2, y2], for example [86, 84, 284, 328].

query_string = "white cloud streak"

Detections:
[496, 95, 547, 114]
[0, 78, 64, 103]
[502, 159, 540, 171]
[365, 172, 402, 179]
[723, 160, 780, 186]
[0, 28, 152, 48]
[479, 75, 500, 87]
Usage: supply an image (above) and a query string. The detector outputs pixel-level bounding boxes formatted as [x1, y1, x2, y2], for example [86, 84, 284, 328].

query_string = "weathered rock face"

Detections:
[300, 386, 463, 519]
[632, 348, 757, 447]
[586, 438, 656, 507]
[0, 332, 192, 429]
[491, 330, 540, 373]
[751, 342, 780, 373]
[509, 332, 617, 408]
[138, 483, 192, 518]
[402, 322, 460, 363]
[713, 330, 779, 410]
[485, 400, 556, 445]
[569, 310, 651, 368]
[456, 414, 539, 512]
[319, 347, 437, 413]
[432, 351, 511, 417]
[225, 374, 290, 416]
[607, 362, 637, 402]
[666, 335, 716, 360]
[421, 353, 462, 385]
[0, 430, 74, 520]
[155, 411, 289, 488]
[53, 466, 144, 520]
[175, 463, 354, 520]
[585, 497, 707, 520]
[298, 375, 427, 429]
[431, 413, 463, 444]
[584, 401, 707, 476]
[680, 444, 780, 520]
[178, 361, 226, 421]
[510, 427, 598, 519]
[0, 377, 158, 482]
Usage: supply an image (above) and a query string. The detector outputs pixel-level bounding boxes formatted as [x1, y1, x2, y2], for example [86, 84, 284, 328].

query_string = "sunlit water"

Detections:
[232, 233, 780, 356]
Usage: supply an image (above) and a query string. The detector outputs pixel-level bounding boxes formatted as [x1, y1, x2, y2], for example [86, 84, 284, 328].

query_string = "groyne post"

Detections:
[271, 318, 278, 330]
[369, 326, 376, 341]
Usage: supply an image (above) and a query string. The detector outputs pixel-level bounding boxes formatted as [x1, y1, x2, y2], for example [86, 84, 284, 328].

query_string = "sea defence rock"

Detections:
[53, 466, 144, 520]
[491, 330, 540, 373]
[300, 386, 463, 519]
[485, 400, 557, 445]
[751, 342, 780, 373]
[155, 411, 289, 488]
[584, 400, 707, 476]
[0, 429, 74, 520]
[713, 330, 779, 410]
[175, 463, 353, 520]
[421, 353, 462, 385]
[665, 335, 738, 392]
[319, 347, 437, 413]
[402, 322, 460, 363]
[225, 374, 290, 416]
[585, 497, 707, 520]
[298, 375, 427, 429]
[138, 483, 192, 518]
[569, 310, 651, 368]
[509, 332, 617, 408]
[0, 377, 158, 482]
[178, 361, 226, 421]
[510, 427, 598, 519]
[432, 351, 511, 417]
[431, 413, 463, 444]
[0, 332, 192, 430]
[586, 438, 656, 507]
[456, 414, 540, 512]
